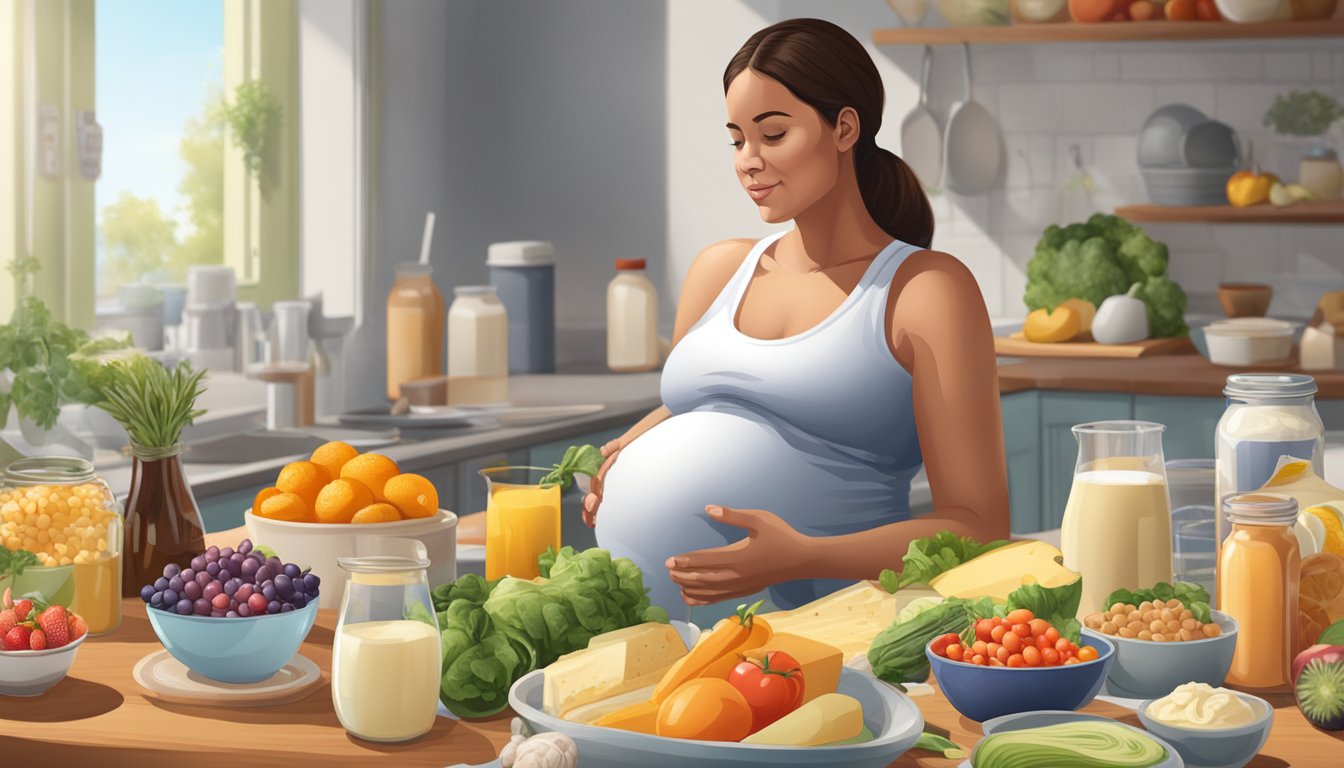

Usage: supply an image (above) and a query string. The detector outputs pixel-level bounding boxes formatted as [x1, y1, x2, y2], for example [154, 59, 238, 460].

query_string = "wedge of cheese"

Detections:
[927, 540, 1078, 601]
[564, 684, 655, 725]
[742, 633, 842, 704]
[758, 581, 900, 662]
[591, 698, 660, 733]
[542, 622, 687, 717]
[740, 693, 863, 746]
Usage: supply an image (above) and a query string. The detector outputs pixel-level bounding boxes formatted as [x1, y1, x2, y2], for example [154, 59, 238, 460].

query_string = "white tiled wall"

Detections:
[922, 42, 1344, 320]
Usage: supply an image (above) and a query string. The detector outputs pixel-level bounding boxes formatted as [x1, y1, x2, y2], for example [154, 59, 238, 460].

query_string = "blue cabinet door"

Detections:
[1133, 395, 1225, 461]
[1001, 391, 1042, 534]
[1040, 392, 1135, 530]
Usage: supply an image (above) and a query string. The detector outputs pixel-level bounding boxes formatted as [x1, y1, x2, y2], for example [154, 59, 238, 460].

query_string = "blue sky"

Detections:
[96, 0, 222, 241]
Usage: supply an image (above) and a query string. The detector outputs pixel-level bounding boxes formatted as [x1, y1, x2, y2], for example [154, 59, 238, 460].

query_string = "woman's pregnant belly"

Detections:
[595, 408, 909, 617]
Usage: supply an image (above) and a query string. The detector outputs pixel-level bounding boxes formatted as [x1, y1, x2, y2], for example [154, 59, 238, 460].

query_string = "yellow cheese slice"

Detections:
[740, 693, 863, 746]
[742, 633, 842, 703]
[759, 581, 899, 661]
[927, 540, 1078, 601]
[563, 684, 655, 725]
[542, 622, 687, 717]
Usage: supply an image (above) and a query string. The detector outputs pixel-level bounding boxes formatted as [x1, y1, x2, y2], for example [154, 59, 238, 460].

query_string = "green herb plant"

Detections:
[0, 547, 39, 581]
[1264, 90, 1342, 137]
[538, 444, 604, 490]
[878, 531, 1010, 592]
[221, 80, 282, 181]
[94, 355, 207, 454]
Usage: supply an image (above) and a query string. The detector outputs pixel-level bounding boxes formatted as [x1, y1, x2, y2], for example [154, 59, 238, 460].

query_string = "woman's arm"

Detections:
[801, 250, 1011, 580]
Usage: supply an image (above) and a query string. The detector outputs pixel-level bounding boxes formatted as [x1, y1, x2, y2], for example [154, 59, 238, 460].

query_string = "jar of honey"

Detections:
[0, 457, 123, 635]
[1219, 492, 1300, 693]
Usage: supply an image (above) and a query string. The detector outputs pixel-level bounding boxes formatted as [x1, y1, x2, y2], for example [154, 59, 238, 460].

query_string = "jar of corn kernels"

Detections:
[0, 457, 123, 635]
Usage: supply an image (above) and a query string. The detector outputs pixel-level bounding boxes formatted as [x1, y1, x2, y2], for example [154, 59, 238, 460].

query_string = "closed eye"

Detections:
[763, 132, 785, 141]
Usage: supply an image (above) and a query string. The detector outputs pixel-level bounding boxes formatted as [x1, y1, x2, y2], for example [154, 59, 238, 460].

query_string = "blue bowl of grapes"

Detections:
[140, 539, 322, 684]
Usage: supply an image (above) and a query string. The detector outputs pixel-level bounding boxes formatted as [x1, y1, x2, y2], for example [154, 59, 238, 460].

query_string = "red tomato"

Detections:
[930, 632, 960, 657]
[975, 619, 995, 642]
[1042, 647, 1061, 666]
[1077, 645, 1100, 662]
[971, 653, 987, 665]
[728, 651, 805, 733]
[1044, 627, 1060, 644]
[1005, 608, 1034, 625]
[1002, 631, 1023, 654]
[1028, 619, 1049, 636]
[1022, 645, 1042, 667]
[1012, 623, 1032, 638]
[990, 624, 1008, 643]
[946, 643, 964, 661]
[1194, 0, 1221, 19]
[972, 640, 989, 657]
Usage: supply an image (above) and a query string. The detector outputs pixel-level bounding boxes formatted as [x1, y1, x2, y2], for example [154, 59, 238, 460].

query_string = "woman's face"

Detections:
[725, 69, 855, 224]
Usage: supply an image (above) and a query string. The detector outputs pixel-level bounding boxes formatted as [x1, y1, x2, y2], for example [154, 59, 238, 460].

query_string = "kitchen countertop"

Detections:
[3, 597, 1335, 767]
[996, 353, 1344, 398]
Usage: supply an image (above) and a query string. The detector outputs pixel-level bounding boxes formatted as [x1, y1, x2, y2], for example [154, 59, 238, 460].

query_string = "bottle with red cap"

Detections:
[607, 258, 659, 372]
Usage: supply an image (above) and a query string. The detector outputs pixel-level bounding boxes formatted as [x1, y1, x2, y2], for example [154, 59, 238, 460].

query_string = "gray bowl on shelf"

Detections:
[1141, 166, 1237, 207]
[1139, 104, 1210, 167]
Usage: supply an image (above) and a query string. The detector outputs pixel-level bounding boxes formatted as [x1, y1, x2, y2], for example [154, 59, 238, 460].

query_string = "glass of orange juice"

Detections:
[480, 467, 561, 580]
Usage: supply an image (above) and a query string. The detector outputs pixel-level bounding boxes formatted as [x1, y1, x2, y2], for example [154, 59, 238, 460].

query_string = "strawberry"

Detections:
[67, 614, 87, 643]
[29, 628, 45, 650]
[37, 606, 69, 648]
[2, 587, 11, 609]
[0, 608, 17, 637]
[3, 625, 31, 651]
[13, 599, 32, 622]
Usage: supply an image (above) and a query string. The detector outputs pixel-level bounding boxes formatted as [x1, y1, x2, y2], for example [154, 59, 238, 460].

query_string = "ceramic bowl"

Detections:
[927, 634, 1115, 722]
[1139, 104, 1210, 167]
[1202, 319, 1297, 366]
[1082, 610, 1238, 699]
[0, 634, 86, 696]
[976, 710, 1185, 768]
[1138, 690, 1273, 768]
[1218, 283, 1273, 318]
[146, 599, 318, 684]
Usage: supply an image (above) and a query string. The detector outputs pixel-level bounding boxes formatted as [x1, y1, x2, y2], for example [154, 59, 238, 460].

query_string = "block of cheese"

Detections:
[742, 633, 842, 703]
[591, 698, 660, 733]
[927, 540, 1078, 601]
[542, 622, 687, 717]
[759, 582, 900, 662]
[740, 693, 863, 746]
[564, 684, 655, 725]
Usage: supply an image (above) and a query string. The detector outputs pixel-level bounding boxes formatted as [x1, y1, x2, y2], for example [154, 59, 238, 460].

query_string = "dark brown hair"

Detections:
[724, 18, 933, 249]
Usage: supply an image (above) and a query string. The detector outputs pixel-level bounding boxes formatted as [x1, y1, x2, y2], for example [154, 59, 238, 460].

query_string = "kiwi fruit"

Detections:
[1296, 656, 1344, 731]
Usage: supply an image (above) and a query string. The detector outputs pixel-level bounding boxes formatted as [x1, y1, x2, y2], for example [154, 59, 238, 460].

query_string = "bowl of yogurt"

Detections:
[1138, 682, 1273, 768]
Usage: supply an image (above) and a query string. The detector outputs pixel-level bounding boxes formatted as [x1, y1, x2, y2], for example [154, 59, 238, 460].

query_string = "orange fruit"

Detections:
[314, 478, 374, 525]
[311, 441, 359, 480]
[1299, 552, 1344, 653]
[276, 461, 331, 508]
[384, 473, 439, 519]
[257, 492, 312, 523]
[339, 453, 400, 502]
[252, 487, 280, 514]
[350, 503, 402, 524]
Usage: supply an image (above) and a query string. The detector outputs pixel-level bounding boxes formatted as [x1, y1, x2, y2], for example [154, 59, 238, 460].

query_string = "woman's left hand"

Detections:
[665, 505, 812, 606]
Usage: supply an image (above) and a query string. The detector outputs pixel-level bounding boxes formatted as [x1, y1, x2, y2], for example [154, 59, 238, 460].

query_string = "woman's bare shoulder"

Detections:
[672, 239, 756, 341]
[890, 248, 982, 309]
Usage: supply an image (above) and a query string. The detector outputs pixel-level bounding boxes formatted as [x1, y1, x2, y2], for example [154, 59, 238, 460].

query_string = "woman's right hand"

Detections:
[581, 439, 623, 528]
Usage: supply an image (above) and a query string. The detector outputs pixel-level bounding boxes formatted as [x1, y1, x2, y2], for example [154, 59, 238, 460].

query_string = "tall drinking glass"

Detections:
[1061, 421, 1174, 618]
[481, 466, 561, 580]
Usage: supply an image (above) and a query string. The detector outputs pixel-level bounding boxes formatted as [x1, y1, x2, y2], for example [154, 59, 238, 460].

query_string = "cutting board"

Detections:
[995, 332, 1195, 359]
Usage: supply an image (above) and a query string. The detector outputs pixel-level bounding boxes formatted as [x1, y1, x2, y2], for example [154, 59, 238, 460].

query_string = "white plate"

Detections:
[408, 404, 605, 426]
[133, 649, 324, 708]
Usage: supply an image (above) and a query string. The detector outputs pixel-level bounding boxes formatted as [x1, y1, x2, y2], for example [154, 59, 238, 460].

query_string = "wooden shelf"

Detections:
[873, 19, 1344, 46]
[1115, 201, 1344, 223]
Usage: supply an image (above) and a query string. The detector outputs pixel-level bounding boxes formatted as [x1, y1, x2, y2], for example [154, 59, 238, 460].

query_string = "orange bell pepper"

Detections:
[1226, 170, 1277, 207]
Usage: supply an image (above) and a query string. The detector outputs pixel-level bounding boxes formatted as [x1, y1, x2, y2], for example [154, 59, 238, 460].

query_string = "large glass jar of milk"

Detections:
[447, 285, 509, 405]
[1061, 421, 1174, 618]
[1215, 374, 1323, 559]
[332, 548, 441, 743]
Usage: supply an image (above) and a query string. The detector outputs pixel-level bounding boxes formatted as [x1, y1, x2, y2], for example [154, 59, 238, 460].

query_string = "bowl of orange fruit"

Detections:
[243, 441, 457, 609]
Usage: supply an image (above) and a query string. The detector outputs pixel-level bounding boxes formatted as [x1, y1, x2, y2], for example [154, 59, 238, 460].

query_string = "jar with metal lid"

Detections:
[0, 457, 123, 635]
[1219, 492, 1300, 693]
[1215, 373, 1324, 554]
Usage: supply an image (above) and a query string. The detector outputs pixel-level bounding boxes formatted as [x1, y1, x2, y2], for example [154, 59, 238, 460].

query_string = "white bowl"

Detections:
[1139, 690, 1273, 768]
[1214, 0, 1289, 22]
[244, 508, 457, 609]
[1203, 318, 1296, 366]
[0, 633, 86, 696]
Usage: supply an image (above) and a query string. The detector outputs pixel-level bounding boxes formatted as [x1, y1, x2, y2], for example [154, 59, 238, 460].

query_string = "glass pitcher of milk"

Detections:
[1061, 421, 1174, 618]
[332, 544, 441, 743]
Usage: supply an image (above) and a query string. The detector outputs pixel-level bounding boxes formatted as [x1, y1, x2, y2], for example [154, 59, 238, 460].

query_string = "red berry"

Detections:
[13, 599, 32, 622]
[67, 614, 88, 642]
[37, 606, 70, 649]
[4, 625, 32, 651]
[247, 593, 267, 613]
[0, 608, 18, 637]
[29, 628, 46, 650]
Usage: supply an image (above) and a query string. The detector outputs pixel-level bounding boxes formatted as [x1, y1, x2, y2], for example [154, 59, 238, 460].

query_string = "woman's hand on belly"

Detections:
[666, 505, 811, 606]
[581, 439, 624, 527]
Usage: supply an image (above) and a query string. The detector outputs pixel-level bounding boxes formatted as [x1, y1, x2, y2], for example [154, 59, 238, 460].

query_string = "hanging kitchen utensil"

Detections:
[900, 46, 942, 191]
[941, 43, 1003, 195]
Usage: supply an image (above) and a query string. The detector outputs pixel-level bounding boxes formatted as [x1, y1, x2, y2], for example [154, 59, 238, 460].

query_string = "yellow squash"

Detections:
[1023, 305, 1081, 343]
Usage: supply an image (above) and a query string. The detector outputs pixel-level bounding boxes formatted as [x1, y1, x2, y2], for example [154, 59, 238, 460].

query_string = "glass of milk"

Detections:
[332, 546, 442, 743]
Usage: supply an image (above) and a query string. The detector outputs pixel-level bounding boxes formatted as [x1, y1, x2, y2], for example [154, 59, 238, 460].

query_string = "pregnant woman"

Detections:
[588, 18, 1009, 621]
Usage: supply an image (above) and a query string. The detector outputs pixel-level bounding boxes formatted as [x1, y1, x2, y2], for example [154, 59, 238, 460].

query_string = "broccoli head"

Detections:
[1136, 275, 1189, 339]
[1024, 236, 1128, 311]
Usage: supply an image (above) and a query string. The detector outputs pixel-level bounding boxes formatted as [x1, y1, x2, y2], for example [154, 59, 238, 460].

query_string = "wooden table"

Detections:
[996, 352, 1344, 398]
[3, 599, 1340, 767]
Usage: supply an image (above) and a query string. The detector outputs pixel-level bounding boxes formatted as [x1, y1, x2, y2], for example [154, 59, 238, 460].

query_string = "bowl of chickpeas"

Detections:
[1081, 599, 1238, 699]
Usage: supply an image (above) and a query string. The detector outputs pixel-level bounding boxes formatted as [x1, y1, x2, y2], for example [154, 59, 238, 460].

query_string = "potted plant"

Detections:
[1263, 89, 1343, 200]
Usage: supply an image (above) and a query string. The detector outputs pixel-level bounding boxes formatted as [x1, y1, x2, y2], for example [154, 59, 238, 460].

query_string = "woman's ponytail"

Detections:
[856, 141, 934, 249]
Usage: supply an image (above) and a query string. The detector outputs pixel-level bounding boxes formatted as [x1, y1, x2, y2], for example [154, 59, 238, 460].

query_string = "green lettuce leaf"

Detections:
[538, 445, 604, 491]
[1104, 581, 1211, 624]
[878, 531, 1011, 591]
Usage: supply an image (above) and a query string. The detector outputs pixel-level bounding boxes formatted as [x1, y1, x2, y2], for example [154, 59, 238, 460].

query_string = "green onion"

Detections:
[95, 356, 207, 452]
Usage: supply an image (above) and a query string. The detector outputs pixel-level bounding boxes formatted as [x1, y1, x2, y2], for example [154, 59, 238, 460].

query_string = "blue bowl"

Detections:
[927, 634, 1115, 723]
[146, 601, 319, 684]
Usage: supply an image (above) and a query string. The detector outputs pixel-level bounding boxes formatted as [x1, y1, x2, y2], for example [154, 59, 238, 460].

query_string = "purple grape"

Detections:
[236, 584, 255, 602]
[226, 610, 240, 618]
[241, 558, 260, 579]
[265, 557, 283, 573]
[182, 569, 197, 584]
[205, 561, 220, 577]
[255, 566, 274, 584]
[274, 574, 294, 599]
[291, 594, 307, 609]
[203, 581, 222, 600]
[229, 554, 245, 572]
[176, 599, 193, 615]
[221, 546, 235, 559]
[223, 579, 240, 597]
[262, 583, 277, 602]
[206, 545, 220, 558]
[168, 576, 184, 593]
[303, 573, 320, 592]
[267, 600, 281, 614]
[193, 598, 211, 615]
[150, 592, 164, 609]
[163, 563, 181, 577]
[218, 568, 233, 584]
[191, 556, 206, 571]
[212, 593, 230, 610]
[211, 610, 226, 618]
[183, 580, 202, 600]
[162, 589, 179, 606]
[237, 603, 252, 617]
[280, 604, 295, 613]
[141, 585, 156, 602]
[283, 563, 301, 579]
[153, 577, 169, 592]
[291, 579, 305, 596]
[238, 539, 253, 554]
